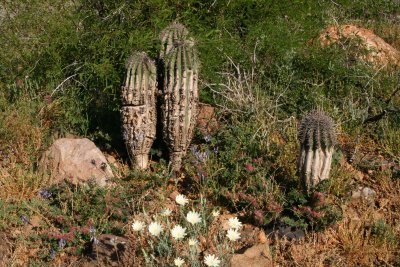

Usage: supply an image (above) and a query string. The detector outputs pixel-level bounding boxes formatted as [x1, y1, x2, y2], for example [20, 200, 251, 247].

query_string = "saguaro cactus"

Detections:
[160, 23, 199, 170]
[298, 110, 337, 193]
[160, 22, 189, 58]
[121, 51, 157, 169]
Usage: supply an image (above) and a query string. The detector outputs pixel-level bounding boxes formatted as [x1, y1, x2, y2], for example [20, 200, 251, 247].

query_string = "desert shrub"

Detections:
[1, 0, 399, 147]
[1, 0, 400, 264]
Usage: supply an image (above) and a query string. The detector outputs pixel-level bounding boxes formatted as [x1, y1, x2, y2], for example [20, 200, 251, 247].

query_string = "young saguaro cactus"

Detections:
[298, 110, 337, 193]
[160, 23, 199, 170]
[121, 51, 157, 169]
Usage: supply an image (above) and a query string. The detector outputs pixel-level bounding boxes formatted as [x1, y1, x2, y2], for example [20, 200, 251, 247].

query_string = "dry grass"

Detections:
[270, 172, 400, 267]
[1, 100, 399, 266]
[0, 94, 49, 199]
[205, 56, 281, 152]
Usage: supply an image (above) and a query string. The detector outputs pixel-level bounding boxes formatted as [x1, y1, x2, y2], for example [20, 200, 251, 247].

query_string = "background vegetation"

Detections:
[0, 0, 399, 266]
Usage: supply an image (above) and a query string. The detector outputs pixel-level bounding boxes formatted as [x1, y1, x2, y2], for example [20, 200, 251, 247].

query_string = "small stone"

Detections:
[106, 155, 116, 164]
[352, 186, 376, 200]
[362, 187, 376, 198]
[230, 244, 272, 267]
[29, 216, 41, 228]
[169, 191, 179, 201]
[90, 234, 130, 267]
[352, 190, 361, 199]
[258, 230, 267, 244]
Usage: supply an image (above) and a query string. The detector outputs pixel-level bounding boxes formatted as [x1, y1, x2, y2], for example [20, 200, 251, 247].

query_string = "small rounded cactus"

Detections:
[121, 51, 157, 169]
[298, 110, 337, 193]
[160, 23, 199, 170]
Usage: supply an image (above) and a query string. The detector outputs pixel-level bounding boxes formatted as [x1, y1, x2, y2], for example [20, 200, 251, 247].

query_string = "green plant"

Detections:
[371, 219, 397, 246]
[281, 190, 342, 231]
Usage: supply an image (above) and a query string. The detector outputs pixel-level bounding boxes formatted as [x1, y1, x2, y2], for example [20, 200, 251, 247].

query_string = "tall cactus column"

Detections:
[121, 52, 157, 169]
[160, 23, 199, 170]
[298, 110, 337, 193]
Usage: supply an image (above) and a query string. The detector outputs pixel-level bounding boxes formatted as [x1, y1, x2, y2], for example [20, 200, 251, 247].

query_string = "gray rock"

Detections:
[352, 186, 376, 200]
[39, 138, 113, 187]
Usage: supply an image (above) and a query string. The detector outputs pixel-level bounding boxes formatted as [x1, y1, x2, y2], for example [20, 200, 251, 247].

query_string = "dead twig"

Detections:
[363, 107, 400, 124]
[51, 74, 78, 96]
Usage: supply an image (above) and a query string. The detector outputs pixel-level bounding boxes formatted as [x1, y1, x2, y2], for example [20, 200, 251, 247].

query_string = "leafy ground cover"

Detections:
[0, 0, 400, 266]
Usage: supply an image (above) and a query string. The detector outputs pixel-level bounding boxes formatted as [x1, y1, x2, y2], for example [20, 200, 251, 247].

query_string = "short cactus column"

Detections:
[160, 23, 199, 170]
[298, 110, 337, 192]
[121, 52, 157, 169]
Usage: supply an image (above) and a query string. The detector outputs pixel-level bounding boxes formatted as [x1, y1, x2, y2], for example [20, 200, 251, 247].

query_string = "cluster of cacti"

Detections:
[160, 24, 199, 170]
[298, 110, 337, 193]
[121, 23, 199, 171]
[121, 52, 157, 169]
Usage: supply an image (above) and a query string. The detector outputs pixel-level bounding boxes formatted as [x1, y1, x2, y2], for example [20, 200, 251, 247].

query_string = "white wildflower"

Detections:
[186, 211, 201, 225]
[131, 220, 145, 232]
[175, 194, 189, 206]
[212, 209, 220, 217]
[148, 222, 163, 237]
[204, 254, 220, 267]
[161, 208, 172, 217]
[228, 217, 242, 229]
[226, 228, 241, 241]
[174, 257, 185, 267]
[188, 238, 198, 247]
[171, 225, 187, 240]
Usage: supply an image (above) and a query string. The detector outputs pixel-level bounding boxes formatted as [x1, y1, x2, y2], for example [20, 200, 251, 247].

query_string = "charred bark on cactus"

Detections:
[160, 24, 199, 171]
[121, 52, 157, 169]
[298, 110, 337, 193]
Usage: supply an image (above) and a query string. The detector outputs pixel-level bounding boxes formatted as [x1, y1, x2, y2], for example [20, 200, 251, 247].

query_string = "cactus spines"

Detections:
[160, 22, 189, 58]
[121, 51, 157, 169]
[298, 110, 337, 192]
[161, 24, 199, 170]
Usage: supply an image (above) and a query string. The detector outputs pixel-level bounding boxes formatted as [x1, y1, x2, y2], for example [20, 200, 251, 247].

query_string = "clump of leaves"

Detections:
[280, 189, 342, 231]
[30, 181, 143, 259]
[371, 219, 397, 246]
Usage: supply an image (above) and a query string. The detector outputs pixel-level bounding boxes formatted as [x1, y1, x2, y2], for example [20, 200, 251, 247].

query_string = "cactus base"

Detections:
[299, 147, 334, 192]
[134, 154, 150, 170]
[170, 151, 185, 171]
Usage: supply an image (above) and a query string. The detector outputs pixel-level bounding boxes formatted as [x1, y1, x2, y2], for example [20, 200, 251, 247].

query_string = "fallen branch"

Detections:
[51, 74, 78, 96]
[363, 107, 400, 124]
